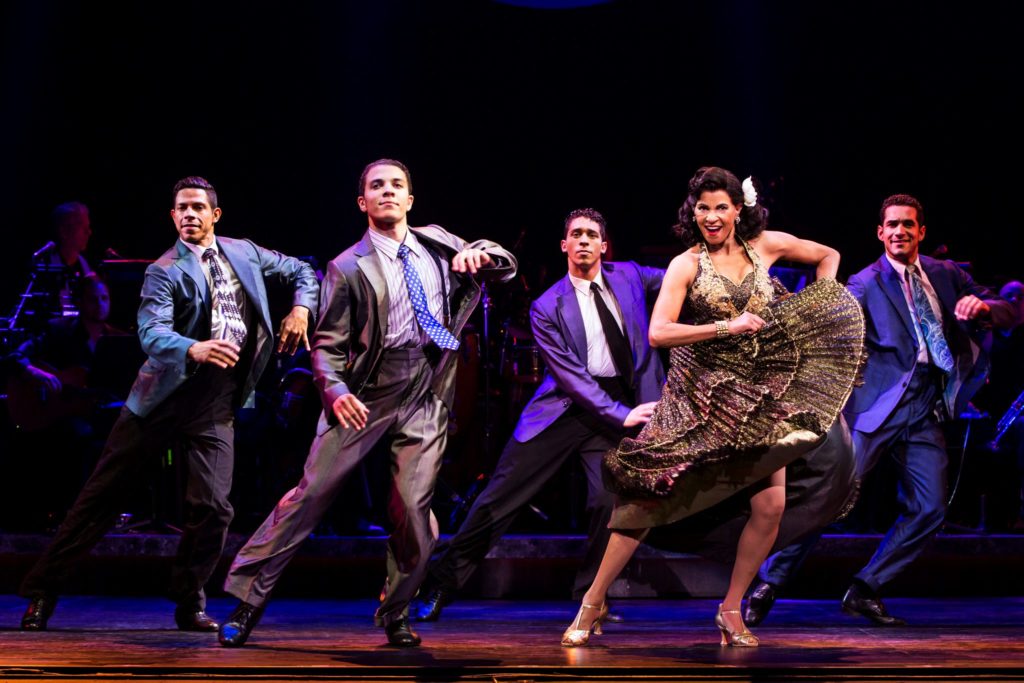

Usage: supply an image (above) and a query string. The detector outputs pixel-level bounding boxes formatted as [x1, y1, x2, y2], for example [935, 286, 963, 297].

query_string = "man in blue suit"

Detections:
[19, 176, 320, 632]
[746, 193, 1016, 626]
[411, 208, 665, 621]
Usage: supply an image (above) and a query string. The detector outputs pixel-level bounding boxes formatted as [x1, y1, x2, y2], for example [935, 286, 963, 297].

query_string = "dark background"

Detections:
[2, 0, 1021, 310]
[2, 0, 1022, 536]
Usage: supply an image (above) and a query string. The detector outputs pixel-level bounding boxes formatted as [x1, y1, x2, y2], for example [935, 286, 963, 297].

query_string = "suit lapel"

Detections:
[218, 238, 262, 325]
[920, 256, 957, 323]
[876, 256, 918, 341]
[555, 276, 588, 366]
[354, 232, 390, 338]
[173, 241, 211, 310]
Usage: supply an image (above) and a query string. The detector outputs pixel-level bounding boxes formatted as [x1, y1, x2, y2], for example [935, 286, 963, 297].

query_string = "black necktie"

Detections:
[590, 281, 633, 387]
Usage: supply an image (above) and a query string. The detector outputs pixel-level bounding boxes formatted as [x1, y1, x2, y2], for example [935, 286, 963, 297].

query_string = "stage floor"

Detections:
[2, 595, 1023, 682]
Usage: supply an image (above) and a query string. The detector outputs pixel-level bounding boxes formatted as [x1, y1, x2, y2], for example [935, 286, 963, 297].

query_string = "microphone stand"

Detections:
[480, 282, 494, 467]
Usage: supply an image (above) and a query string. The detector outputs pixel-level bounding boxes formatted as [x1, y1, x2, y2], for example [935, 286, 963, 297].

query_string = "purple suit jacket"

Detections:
[513, 261, 665, 443]
[843, 254, 1015, 434]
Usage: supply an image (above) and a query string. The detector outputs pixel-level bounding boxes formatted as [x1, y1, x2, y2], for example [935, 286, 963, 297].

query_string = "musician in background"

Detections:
[973, 280, 1024, 530]
[30, 202, 95, 319]
[3, 275, 131, 529]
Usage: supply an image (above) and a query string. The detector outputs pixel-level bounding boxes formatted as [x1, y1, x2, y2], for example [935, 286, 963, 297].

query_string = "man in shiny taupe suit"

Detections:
[19, 176, 319, 632]
[219, 159, 517, 648]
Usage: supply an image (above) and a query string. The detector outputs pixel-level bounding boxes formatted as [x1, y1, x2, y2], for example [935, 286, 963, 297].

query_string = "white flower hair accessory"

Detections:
[742, 176, 757, 207]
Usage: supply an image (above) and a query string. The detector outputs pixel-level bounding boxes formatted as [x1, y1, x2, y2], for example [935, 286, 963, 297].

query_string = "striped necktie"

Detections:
[203, 248, 248, 347]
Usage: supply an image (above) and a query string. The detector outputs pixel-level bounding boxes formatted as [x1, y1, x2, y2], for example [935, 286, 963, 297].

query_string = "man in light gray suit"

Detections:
[19, 176, 319, 632]
[219, 159, 517, 648]
[411, 208, 665, 622]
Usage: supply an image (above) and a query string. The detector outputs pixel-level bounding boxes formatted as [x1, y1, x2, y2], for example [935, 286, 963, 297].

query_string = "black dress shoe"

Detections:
[411, 588, 452, 622]
[841, 584, 906, 626]
[385, 616, 422, 647]
[175, 606, 220, 632]
[21, 595, 58, 631]
[744, 581, 777, 627]
[218, 601, 264, 647]
[604, 600, 625, 624]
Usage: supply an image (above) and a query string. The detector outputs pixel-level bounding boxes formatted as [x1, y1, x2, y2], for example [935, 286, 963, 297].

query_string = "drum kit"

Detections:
[438, 278, 549, 528]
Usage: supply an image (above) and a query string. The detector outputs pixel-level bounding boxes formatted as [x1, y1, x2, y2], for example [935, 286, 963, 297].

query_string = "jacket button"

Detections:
[562, 399, 571, 407]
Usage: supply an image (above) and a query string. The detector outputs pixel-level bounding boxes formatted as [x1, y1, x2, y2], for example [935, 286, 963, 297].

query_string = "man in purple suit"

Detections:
[411, 208, 665, 621]
[746, 194, 1016, 626]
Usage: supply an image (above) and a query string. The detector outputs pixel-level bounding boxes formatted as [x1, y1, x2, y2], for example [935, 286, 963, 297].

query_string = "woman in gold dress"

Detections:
[562, 166, 865, 648]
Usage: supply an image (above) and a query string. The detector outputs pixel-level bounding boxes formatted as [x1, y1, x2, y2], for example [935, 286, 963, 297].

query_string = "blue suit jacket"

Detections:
[126, 236, 320, 418]
[843, 254, 1015, 434]
[513, 261, 666, 443]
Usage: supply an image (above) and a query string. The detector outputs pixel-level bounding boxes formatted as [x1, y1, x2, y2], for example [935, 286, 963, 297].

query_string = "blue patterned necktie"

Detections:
[905, 264, 953, 374]
[203, 248, 248, 348]
[397, 244, 459, 351]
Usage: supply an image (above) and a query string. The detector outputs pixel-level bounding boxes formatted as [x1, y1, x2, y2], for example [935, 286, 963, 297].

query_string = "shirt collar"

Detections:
[568, 269, 606, 296]
[369, 228, 424, 261]
[884, 253, 921, 280]
[181, 238, 219, 261]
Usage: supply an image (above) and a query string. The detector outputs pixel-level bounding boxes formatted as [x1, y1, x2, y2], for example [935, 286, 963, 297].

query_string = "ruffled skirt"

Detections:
[605, 277, 865, 529]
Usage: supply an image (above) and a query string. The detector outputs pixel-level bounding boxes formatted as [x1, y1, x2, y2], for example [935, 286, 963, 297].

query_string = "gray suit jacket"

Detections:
[126, 236, 320, 418]
[844, 254, 1016, 434]
[311, 225, 516, 431]
[513, 261, 666, 443]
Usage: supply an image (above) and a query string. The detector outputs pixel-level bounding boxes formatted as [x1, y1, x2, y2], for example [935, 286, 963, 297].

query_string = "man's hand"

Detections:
[954, 294, 990, 321]
[278, 305, 311, 354]
[187, 339, 241, 369]
[27, 365, 62, 394]
[332, 393, 369, 430]
[623, 401, 658, 428]
[452, 248, 493, 274]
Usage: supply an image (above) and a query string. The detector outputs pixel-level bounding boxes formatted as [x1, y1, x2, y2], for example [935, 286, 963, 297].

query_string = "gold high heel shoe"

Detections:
[561, 602, 608, 647]
[715, 604, 759, 647]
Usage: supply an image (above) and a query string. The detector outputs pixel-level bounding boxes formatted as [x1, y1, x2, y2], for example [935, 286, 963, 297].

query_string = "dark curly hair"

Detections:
[673, 166, 768, 248]
[563, 207, 607, 240]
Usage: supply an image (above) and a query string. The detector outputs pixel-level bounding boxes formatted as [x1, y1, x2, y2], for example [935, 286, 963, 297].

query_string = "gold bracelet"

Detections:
[715, 320, 729, 338]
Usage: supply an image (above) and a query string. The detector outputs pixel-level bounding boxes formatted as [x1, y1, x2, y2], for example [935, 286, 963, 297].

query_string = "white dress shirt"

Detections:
[568, 270, 626, 378]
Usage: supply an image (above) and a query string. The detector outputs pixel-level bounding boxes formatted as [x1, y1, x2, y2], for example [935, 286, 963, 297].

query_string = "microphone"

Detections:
[32, 241, 57, 259]
[104, 247, 124, 259]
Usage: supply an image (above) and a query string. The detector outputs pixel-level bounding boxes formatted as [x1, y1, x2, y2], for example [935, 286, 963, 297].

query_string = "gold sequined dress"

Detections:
[605, 241, 865, 529]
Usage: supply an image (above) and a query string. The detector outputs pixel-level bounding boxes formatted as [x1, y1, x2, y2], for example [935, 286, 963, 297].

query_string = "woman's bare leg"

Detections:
[720, 468, 786, 634]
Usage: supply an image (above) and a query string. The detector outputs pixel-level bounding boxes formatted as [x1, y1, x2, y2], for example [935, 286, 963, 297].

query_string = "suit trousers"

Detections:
[760, 364, 947, 593]
[223, 349, 446, 626]
[426, 378, 629, 599]
[20, 365, 238, 610]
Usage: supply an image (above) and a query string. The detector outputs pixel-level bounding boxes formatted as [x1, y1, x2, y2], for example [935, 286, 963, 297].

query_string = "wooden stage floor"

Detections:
[2, 595, 1023, 682]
